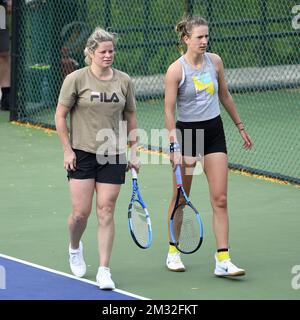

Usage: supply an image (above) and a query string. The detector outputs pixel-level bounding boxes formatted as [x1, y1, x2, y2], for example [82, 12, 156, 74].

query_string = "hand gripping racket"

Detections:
[128, 168, 152, 249]
[170, 165, 204, 254]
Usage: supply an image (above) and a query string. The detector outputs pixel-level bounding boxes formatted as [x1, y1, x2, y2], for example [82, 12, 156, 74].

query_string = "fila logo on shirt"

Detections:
[90, 91, 119, 103]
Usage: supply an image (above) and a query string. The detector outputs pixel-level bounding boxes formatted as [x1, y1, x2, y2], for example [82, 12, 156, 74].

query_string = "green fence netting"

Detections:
[10, 0, 300, 183]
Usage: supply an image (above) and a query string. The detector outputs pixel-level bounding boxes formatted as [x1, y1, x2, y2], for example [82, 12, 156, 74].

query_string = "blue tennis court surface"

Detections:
[0, 254, 148, 300]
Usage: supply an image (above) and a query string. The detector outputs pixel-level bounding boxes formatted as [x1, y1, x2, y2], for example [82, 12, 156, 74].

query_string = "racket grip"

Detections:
[131, 168, 138, 179]
[175, 165, 183, 185]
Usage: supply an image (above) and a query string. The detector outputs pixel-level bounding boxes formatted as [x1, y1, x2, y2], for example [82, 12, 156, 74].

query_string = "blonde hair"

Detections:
[175, 16, 208, 54]
[84, 27, 117, 65]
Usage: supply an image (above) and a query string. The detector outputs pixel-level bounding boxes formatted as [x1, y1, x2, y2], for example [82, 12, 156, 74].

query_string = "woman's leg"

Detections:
[68, 178, 95, 249]
[166, 156, 197, 271]
[167, 157, 197, 240]
[68, 178, 95, 278]
[204, 152, 245, 276]
[203, 152, 229, 249]
[95, 183, 121, 267]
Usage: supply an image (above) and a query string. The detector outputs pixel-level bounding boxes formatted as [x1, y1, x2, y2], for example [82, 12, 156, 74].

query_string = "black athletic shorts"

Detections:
[67, 149, 127, 184]
[176, 115, 227, 157]
[0, 29, 9, 53]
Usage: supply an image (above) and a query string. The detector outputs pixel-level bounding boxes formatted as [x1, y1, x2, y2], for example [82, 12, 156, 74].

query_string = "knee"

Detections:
[70, 210, 90, 224]
[211, 194, 227, 210]
[96, 203, 115, 225]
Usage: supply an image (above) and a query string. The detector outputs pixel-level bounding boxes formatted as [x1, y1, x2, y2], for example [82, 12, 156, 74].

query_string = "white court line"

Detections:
[0, 253, 150, 300]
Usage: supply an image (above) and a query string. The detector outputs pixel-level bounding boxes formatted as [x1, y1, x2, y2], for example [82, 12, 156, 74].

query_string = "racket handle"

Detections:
[175, 165, 183, 186]
[131, 168, 138, 179]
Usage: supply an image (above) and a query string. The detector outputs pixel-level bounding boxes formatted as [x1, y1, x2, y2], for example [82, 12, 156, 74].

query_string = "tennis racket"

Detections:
[169, 165, 204, 254]
[128, 168, 152, 249]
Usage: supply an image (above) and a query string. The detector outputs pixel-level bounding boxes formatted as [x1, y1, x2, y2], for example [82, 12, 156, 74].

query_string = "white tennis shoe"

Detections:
[96, 267, 115, 290]
[214, 254, 245, 277]
[166, 252, 186, 272]
[69, 241, 86, 278]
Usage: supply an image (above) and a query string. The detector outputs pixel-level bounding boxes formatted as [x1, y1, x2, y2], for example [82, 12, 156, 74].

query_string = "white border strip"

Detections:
[0, 253, 150, 300]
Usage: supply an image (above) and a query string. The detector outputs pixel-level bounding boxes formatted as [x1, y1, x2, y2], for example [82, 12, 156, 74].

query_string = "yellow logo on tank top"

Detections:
[192, 72, 214, 95]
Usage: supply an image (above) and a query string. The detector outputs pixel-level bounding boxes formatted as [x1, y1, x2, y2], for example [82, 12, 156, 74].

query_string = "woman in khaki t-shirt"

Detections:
[55, 27, 140, 290]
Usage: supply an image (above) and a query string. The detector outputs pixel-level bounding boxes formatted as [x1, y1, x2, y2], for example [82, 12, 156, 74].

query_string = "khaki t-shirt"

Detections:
[58, 67, 136, 155]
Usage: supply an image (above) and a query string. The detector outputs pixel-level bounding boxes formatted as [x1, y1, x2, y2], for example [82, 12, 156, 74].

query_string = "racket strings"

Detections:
[174, 205, 201, 253]
[131, 202, 150, 247]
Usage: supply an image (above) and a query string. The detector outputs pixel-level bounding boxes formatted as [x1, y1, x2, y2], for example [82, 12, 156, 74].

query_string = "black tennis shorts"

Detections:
[0, 29, 9, 53]
[67, 149, 127, 184]
[176, 115, 227, 157]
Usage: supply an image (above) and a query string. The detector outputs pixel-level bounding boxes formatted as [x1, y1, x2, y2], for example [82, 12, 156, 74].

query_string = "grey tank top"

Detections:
[177, 53, 220, 122]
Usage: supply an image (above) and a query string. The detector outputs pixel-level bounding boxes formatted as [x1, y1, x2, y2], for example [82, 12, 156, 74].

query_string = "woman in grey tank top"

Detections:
[165, 16, 253, 276]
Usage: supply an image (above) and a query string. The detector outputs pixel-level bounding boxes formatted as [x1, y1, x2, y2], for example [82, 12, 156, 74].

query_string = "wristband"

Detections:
[235, 122, 243, 126]
[170, 142, 180, 153]
[235, 122, 245, 131]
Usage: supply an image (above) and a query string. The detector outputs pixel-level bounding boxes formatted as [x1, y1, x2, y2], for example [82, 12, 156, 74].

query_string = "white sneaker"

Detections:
[166, 252, 185, 272]
[69, 241, 86, 278]
[214, 254, 245, 277]
[96, 267, 115, 290]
